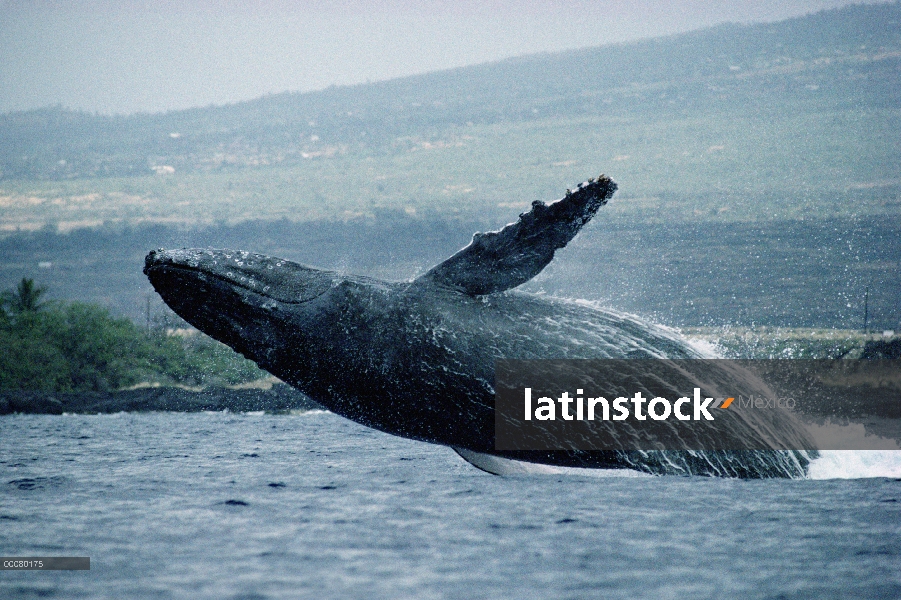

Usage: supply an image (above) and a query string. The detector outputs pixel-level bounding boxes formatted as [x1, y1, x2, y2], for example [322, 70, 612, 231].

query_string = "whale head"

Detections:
[144, 248, 343, 370]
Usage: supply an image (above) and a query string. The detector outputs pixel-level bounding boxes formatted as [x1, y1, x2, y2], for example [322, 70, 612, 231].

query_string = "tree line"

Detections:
[0, 278, 263, 392]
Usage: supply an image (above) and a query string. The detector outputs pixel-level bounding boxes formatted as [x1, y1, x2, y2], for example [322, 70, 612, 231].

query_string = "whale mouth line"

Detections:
[145, 262, 328, 305]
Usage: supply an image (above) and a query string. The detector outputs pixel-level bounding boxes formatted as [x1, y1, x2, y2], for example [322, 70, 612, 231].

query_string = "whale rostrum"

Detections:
[144, 176, 816, 478]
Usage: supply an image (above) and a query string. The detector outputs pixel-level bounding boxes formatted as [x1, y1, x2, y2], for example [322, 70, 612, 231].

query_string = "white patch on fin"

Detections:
[452, 448, 653, 478]
[452, 447, 562, 475]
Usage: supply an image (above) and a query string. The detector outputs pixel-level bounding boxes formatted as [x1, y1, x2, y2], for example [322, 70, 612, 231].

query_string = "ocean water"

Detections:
[1, 411, 899, 599]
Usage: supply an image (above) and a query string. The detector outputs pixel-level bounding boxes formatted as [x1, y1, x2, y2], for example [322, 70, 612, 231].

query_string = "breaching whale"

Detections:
[144, 176, 816, 478]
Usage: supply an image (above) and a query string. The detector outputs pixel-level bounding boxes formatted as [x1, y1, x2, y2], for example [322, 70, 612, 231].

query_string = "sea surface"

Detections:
[1, 410, 900, 599]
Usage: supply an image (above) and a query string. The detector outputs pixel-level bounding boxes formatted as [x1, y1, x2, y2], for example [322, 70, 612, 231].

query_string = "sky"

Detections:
[0, 0, 869, 115]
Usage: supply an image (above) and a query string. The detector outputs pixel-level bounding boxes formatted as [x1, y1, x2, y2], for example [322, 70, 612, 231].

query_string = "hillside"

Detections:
[0, 3, 899, 231]
[1, 214, 897, 329]
[2, 3, 900, 177]
[0, 4, 898, 331]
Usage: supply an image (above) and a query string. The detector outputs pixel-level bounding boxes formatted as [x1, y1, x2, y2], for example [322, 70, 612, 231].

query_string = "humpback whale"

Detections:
[144, 176, 816, 478]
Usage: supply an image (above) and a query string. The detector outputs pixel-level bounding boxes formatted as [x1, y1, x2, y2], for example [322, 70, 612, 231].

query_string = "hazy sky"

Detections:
[0, 0, 867, 115]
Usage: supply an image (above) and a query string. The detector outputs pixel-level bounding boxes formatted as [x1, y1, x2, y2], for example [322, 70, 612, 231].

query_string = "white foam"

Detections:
[289, 408, 330, 417]
[808, 450, 901, 479]
[683, 337, 721, 358]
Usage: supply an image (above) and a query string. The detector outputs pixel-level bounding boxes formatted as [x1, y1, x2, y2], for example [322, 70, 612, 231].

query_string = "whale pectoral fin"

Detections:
[452, 447, 562, 475]
[415, 176, 616, 295]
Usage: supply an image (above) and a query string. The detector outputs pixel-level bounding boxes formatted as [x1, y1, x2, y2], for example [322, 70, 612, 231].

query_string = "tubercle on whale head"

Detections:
[143, 248, 342, 369]
[144, 248, 344, 303]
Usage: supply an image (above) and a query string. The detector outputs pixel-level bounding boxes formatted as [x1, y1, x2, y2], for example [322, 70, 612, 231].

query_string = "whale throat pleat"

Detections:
[415, 176, 617, 296]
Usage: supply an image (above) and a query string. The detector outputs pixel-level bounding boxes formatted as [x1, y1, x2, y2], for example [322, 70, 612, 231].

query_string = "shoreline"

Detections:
[0, 383, 322, 415]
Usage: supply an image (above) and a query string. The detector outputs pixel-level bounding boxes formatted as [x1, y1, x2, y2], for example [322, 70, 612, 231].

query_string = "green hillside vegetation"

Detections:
[0, 3, 898, 231]
[0, 278, 264, 392]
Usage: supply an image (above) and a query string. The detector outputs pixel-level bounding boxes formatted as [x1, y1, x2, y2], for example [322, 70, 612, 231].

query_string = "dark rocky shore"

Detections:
[0, 383, 323, 415]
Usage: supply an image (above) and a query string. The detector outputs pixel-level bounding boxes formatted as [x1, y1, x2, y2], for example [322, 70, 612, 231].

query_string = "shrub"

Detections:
[0, 279, 265, 392]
